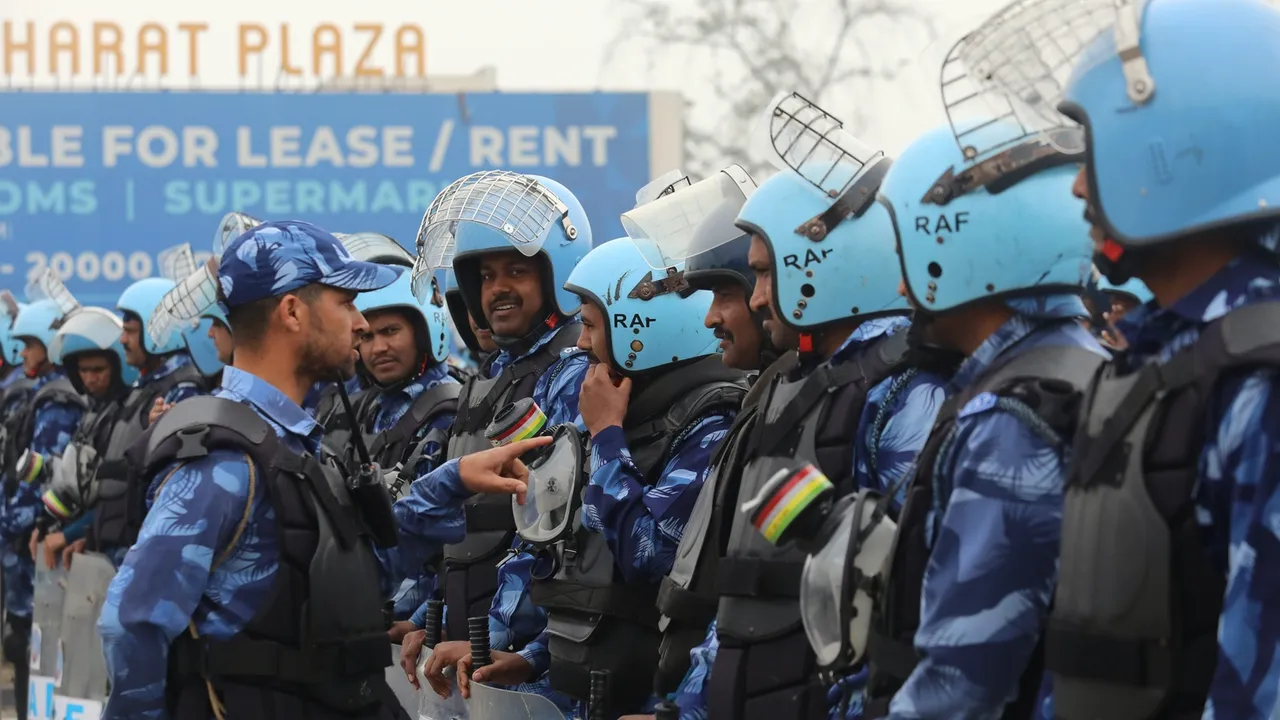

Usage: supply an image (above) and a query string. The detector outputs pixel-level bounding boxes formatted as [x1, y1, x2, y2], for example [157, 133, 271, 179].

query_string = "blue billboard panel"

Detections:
[0, 91, 654, 304]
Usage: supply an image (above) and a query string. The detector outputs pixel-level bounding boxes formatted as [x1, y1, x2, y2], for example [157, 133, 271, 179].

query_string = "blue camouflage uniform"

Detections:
[394, 327, 586, 715]
[1093, 256, 1280, 720]
[674, 317, 949, 720]
[887, 296, 1108, 719]
[0, 369, 84, 617]
[141, 352, 207, 408]
[97, 219, 403, 720]
[302, 375, 362, 416]
[379, 362, 458, 619]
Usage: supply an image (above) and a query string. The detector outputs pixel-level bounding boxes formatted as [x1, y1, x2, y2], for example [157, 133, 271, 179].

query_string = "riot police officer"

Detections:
[1, 294, 85, 720]
[395, 171, 591, 654]
[97, 220, 408, 720]
[860, 92, 1108, 714]
[443, 267, 498, 372]
[0, 293, 24, 391]
[959, 0, 1280, 717]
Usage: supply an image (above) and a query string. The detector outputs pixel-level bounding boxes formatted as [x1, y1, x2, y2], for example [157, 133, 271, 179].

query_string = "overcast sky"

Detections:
[6, 0, 1007, 156]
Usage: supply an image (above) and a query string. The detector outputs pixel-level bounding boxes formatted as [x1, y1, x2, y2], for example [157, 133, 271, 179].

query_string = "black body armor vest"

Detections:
[708, 331, 912, 720]
[1046, 303, 1280, 720]
[866, 340, 1103, 720]
[90, 363, 206, 550]
[134, 396, 405, 720]
[441, 323, 580, 644]
[3, 376, 86, 493]
[533, 357, 747, 716]
[357, 382, 461, 500]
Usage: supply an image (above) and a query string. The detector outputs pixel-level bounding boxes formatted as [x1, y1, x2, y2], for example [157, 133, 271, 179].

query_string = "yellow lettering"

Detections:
[238, 23, 268, 78]
[353, 24, 383, 78]
[136, 23, 168, 75]
[280, 23, 303, 76]
[312, 24, 342, 77]
[394, 25, 425, 78]
[93, 22, 124, 76]
[49, 21, 79, 75]
[177, 22, 208, 76]
[4, 21, 35, 77]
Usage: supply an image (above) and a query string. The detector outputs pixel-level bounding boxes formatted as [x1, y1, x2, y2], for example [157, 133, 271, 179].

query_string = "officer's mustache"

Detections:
[487, 293, 522, 313]
[713, 327, 733, 343]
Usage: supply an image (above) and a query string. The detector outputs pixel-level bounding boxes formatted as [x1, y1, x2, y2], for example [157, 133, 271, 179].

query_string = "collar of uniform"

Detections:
[385, 361, 453, 404]
[32, 367, 66, 391]
[219, 366, 323, 451]
[136, 351, 192, 387]
[1122, 254, 1280, 342]
[830, 315, 911, 364]
[489, 317, 577, 377]
[950, 293, 1087, 391]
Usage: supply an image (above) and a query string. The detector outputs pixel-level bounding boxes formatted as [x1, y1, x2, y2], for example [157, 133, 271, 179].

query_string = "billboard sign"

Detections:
[0, 91, 682, 303]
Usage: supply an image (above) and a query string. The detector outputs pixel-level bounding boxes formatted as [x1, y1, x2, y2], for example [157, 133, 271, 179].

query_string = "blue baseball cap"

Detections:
[218, 220, 403, 309]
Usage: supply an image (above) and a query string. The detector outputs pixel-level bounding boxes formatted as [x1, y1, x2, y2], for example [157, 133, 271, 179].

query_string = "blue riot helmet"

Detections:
[119, 277, 188, 356]
[683, 195, 755, 294]
[411, 171, 593, 333]
[879, 117, 1091, 314]
[443, 268, 482, 354]
[49, 307, 138, 394]
[563, 237, 719, 377]
[11, 300, 68, 361]
[948, 0, 1280, 282]
[355, 269, 450, 377]
[0, 292, 26, 366]
[154, 243, 225, 377]
[735, 93, 907, 337]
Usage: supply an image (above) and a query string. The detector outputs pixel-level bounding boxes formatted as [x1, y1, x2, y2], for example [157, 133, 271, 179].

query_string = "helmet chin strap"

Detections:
[492, 312, 560, 355]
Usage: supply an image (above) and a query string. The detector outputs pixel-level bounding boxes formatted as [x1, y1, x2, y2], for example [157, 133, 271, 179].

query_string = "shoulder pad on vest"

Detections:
[960, 344, 1105, 438]
[743, 351, 798, 411]
[409, 381, 462, 425]
[1204, 300, 1280, 368]
[144, 396, 276, 468]
[33, 377, 86, 409]
[873, 327, 912, 369]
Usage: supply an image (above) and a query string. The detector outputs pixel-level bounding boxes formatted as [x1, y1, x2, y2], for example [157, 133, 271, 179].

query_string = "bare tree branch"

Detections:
[610, 0, 938, 177]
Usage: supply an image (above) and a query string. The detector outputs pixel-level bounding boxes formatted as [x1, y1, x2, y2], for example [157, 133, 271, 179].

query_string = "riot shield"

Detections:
[413, 647, 468, 720]
[54, 552, 115, 716]
[30, 564, 67, 681]
[387, 644, 419, 714]
[466, 681, 565, 720]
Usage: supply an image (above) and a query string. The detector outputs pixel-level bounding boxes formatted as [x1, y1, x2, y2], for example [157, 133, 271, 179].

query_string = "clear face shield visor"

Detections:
[149, 258, 221, 349]
[511, 423, 585, 547]
[622, 165, 757, 270]
[215, 212, 264, 256]
[48, 307, 123, 363]
[411, 170, 579, 302]
[336, 232, 416, 268]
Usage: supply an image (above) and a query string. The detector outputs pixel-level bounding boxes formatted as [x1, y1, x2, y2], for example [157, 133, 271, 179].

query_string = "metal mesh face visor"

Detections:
[336, 232, 415, 268]
[215, 211, 264, 256]
[149, 258, 219, 348]
[48, 307, 123, 364]
[622, 165, 756, 270]
[757, 92, 887, 202]
[411, 170, 578, 301]
[25, 268, 80, 319]
[158, 244, 199, 283]
[512, 424, 584, 547]
[942, 0, 1144, 160]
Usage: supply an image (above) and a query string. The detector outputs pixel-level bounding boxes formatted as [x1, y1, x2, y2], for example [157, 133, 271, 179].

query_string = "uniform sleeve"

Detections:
[857, 372, 947, 508]
[1203, 370, 1280, 720]
[0, 400, 83, 542]
[515, 630, 552, 679]
[393, 458, 468, 580]
[887, 409, 1064, 719]
[164, 381, 206, 406]
[534, 351, 589, 427]
[98, 450, 254, 720]
[60, 508, 94, 543]
[410, 410, 456, 479]
[409, 598, 431, 629]
[487, 548, 546, 653]
[582, 414, 734, 585]
[672, 620, 719, 720]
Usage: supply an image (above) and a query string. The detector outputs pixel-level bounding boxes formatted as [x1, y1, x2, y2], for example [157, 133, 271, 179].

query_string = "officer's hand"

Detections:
[579, 363, 631, 437]
[62, 538, 86, 570]
[457, 436, 553, 505]
[387, 620, 416, 644]
[423, 639, 470, 698]
[399, 629, 426, 689]
[456, 650, 535, 700]
[148, 398, 172, 426]
[1101, 309, 1130, 351]
[27, 529, 39, 565]
[42, 532, 66, 570]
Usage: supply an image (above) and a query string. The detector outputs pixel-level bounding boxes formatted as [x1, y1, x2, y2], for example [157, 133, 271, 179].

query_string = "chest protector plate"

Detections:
[441, 323, 580, 644]
[318, 387, 370, 461]
[90, 362, 205, 550]
[56, 397, 124, 512]
[866, 341, 1103, 720]
[362, 383, 461, 500]
[0, 376, 37, 482]
[653, 352, 798, 695]
[1046, 303, 1280, 720]
[532, 357, 747, 715]
[139, 397, 399, 720]
[4, 376, 86, 488]
[708, 331, 910, 720]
